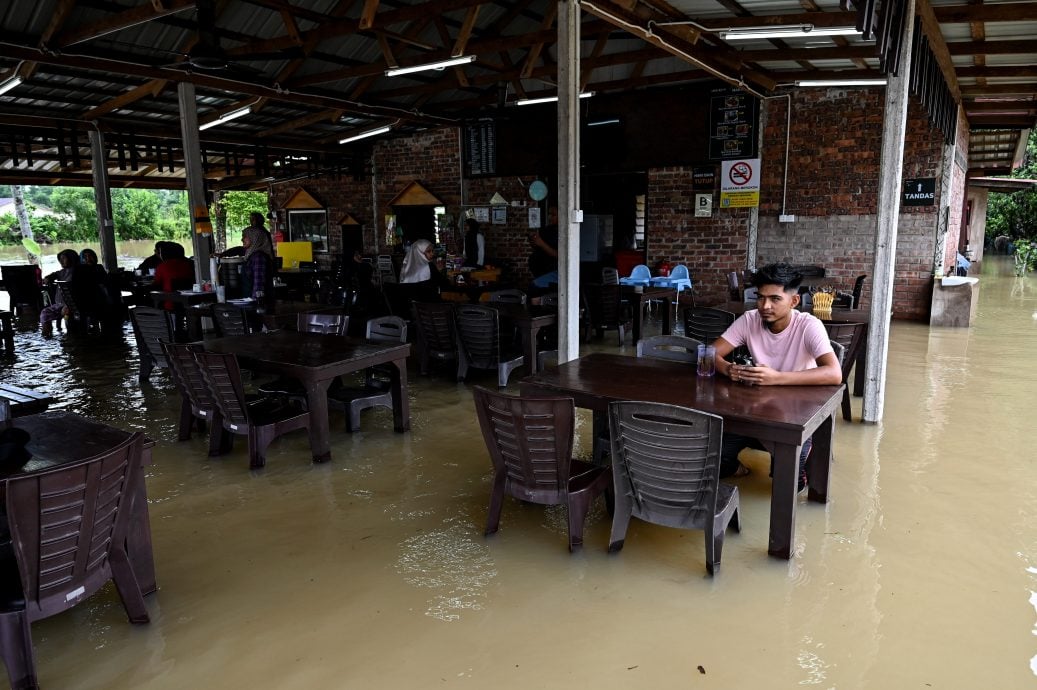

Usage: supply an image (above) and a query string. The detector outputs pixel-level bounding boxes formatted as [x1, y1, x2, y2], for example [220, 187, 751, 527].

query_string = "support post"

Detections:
[89, 130, 118, 271]
[177, 82, 213, 281]
[557, 0, 581, 364]
[863, 0, 916, 423]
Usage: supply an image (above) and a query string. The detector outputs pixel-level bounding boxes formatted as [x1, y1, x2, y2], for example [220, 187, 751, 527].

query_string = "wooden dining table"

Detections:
[200, 331, 411, 462]
[184, 299, 324, 340]
[485, 303, 558, 375]
[0, 383, 54, 418]
[6, 411, 158, 594]
[520, 353, 843, 559]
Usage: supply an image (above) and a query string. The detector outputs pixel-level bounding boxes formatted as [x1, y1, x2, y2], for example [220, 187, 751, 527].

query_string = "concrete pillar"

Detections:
[557, 0, 581, 363]
[863, 0, 916, 423]
[177, 82, 213, 281]
[89, 130, 118, 272]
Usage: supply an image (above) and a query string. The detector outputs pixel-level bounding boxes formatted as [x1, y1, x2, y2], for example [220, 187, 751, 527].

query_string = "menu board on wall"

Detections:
[465, 120, 497, 176]
[708, 90, 759, 160]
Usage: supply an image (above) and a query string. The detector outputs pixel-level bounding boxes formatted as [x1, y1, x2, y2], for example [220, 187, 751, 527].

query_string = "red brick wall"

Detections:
[757, 89, 946, 320]
[267, 87, 958, 319]
[645, 166, 752, 306]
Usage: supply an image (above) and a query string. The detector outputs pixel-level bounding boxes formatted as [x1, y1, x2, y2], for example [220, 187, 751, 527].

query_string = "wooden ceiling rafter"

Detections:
[520, 3, 557, 80]
[53, 0, 197, 48]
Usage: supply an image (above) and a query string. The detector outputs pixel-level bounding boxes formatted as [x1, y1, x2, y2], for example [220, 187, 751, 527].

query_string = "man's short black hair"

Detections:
[751, 262, 803, 292]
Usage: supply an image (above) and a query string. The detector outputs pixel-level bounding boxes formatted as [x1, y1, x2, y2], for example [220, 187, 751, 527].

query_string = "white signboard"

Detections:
[695, 193, 713, 217]
[720, 158, 761, 208]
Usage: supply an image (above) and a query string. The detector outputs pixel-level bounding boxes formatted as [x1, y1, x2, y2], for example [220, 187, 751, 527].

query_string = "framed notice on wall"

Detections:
[464, 120, 497, 176]
[708, 90, 759, 160]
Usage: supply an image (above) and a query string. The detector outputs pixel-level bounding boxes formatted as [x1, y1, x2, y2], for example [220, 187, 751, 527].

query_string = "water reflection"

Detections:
[3, 257, 1036, 688]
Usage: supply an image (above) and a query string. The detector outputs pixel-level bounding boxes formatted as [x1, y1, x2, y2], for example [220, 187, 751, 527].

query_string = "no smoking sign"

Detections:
[720, 158, 761, 208]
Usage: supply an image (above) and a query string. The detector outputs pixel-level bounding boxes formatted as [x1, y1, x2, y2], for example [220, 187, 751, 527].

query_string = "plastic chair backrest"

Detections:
[608, 401, 722, 530]
[411, 302, 456, 352]
[454, 304, 503, 365]
[366, 315, 408, 343]
[627, 265, 650, 282]
[636, 334, 703, 363]
[194, 350, 252, 429]
[473, 387, 575, 498]
[669, 264, 690, 282]
[297, 312, 348, 335]
[682, 307, 735, 344]
[212, 304, 251, 336]
[130, 306, 174, 367]
[5, 432, 144, 620]
[487, 289, 527, 305]
[162, 342, 217, 411]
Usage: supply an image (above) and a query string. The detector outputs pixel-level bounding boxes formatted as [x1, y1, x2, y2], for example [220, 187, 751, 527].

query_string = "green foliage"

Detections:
[986, 130, 1037, 244]
[1014, 240, 1037, 276]
[220, 191, 268, 231]
[0, 185, 232, 245]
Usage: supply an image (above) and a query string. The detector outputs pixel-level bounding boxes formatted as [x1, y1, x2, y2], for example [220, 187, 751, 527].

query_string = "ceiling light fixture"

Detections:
[516, 92, 595, 106]
[795, 78, 887, 87]
[587, 118, 621, 126]
[339, 125, 392, 144]
[719, 25, 860, 41]
[198, 105, 252, 131]
[0, 75, 23, 97]
[385, 55, 475, 77]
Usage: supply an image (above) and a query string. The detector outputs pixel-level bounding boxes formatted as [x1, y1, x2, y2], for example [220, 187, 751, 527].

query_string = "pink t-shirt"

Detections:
[720, 309, 833, 372]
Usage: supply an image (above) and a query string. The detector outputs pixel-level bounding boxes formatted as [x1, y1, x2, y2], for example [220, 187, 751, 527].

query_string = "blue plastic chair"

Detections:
[650, 264, 693, 321]
[618, 264, 651, 287]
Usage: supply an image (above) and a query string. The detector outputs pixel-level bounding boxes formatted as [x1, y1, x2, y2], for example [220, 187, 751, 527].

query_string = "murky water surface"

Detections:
[2, 258, 1035, 689]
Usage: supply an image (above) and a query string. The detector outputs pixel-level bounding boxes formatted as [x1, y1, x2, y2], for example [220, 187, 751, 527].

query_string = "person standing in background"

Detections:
[242, 225, 275, 311]
[463, 218, 485, 268]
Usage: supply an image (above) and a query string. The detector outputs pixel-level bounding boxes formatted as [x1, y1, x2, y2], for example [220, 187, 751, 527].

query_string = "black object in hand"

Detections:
[730, 349, 755, 367]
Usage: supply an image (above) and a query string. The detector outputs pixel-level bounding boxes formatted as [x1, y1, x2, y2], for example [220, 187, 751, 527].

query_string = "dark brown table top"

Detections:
[150, 290, 218, 306]
[521, 352, 843, 442]
[6, 411, 153, 478]
[201, 331, 410, 378]
[485, 303, 557, 325]
[0, 384, 54, 418]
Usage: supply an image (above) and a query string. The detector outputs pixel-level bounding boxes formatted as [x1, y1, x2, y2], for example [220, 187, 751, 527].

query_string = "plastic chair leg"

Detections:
[0, 610, 37, 690]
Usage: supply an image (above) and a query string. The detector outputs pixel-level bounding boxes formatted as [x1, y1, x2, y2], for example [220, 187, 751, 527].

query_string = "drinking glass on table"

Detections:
[697, 344, 715, 377]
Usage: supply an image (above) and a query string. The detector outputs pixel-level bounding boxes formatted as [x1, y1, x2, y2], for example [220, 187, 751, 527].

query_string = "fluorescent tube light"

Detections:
[516, 92, 595, 106]
[338, 125, 392, 144]
[198, 105, 251, 131]
[587, 118, 620, 127]
[0, 75, 23, 97]
[795, 79, 887, 87]
[720, 25, 860, 41]
[385, 55, 475, 77]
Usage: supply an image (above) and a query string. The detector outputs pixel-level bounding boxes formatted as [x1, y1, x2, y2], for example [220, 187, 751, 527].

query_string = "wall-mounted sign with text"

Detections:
[692, 165, 716, 191]
[902, 177, 936, 206]
[709, 90, 759, 160]
[719, 158, 761, 208]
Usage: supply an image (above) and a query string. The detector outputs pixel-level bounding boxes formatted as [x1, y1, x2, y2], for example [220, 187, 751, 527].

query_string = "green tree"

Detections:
[49, 187, 97, 241]
[987, 130, 1037, 243]
[112, 188, 160, 240]
[220, 191, 268, 231]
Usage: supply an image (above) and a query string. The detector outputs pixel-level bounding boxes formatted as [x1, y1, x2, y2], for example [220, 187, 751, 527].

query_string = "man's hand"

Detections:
[730, 363, 782, 386]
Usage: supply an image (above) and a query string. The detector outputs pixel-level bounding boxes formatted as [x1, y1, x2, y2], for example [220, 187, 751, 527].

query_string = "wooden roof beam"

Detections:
[914, 0, 960, 100]
[54, 0, 197, 48]
[521, 3, 557, 79]
[82, 79, 169, 120]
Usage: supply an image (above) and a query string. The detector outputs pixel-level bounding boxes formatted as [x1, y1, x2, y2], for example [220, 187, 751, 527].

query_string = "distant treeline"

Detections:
[0, 186, 267, 246]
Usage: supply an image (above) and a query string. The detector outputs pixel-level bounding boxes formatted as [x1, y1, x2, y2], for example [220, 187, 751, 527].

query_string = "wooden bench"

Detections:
[0, 383, 53, 417]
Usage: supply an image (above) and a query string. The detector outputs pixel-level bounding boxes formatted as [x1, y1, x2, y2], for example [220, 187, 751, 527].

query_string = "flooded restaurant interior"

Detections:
[2, 0, 1037, 688]
[0, 257, 1034, 688]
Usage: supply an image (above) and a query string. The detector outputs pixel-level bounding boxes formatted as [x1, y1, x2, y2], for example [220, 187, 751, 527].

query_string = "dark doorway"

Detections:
[394, 206, 436, 245]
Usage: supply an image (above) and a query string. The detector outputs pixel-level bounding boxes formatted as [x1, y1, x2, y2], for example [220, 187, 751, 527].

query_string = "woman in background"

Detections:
[242, 225, 275, 310]
[39, 249, 80, 336]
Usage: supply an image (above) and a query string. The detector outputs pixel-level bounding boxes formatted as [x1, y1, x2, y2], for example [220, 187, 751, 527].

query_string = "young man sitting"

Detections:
[711, 262, 842, 490]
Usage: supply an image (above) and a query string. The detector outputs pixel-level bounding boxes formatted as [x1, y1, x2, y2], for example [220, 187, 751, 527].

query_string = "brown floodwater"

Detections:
[2, 256, 1035, 689]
